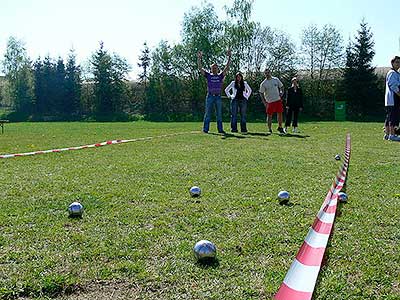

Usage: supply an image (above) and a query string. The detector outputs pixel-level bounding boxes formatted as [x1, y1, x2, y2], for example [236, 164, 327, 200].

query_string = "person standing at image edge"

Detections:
[197, 49, 231, 134]
[224, 72, 252, 133]
[285, 77, 303, 133]
[384, 56, 400, 141]
[259, 68, 285, 134]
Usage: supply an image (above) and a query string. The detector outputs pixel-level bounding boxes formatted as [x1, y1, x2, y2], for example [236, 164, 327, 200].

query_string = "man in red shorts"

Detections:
[259, 68, 285, 134]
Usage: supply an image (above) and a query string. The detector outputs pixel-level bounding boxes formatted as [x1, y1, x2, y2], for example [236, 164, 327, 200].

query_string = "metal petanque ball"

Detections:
[193, 240, 217, 260]
[335, 154, 341, 161]
[68, 202, 84, 217]
[278, 190, 290, 203]
[189, 186, 201, 197]
[338, 192, 348, 203]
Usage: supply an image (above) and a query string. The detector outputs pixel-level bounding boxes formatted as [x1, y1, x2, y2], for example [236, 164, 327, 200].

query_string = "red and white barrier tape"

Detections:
[274, 134, 351, 300]
[0, 131, 198, 159]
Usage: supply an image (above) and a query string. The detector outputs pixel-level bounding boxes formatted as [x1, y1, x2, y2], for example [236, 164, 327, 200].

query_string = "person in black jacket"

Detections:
[285, 77, 303, 133]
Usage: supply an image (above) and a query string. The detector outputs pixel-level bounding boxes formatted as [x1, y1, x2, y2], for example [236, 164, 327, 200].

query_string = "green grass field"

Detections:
[0, 121, 399, 300]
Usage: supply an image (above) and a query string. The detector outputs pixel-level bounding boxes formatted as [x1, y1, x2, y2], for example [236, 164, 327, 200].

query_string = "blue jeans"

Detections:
[203, 94, 223, 132]
[230, 98, 247, 132]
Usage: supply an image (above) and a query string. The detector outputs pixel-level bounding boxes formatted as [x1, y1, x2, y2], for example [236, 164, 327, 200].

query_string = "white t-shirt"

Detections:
[385, 69, 400, 106]
[259, 77, 283, 103]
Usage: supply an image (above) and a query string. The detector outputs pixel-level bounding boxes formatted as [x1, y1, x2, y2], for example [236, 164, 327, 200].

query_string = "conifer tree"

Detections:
[90, 41, 130, 118]
[138, 42, 151, 88]
[91, 42, 114, 116]
[342, 20, 380, 120]
[65, 49, 82, 116]
[33, 57, 45, 113]
[54, 57, 67, 113]
[41, 55, 56, 114]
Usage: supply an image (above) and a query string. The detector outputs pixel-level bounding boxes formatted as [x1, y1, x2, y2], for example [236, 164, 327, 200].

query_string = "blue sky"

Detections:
[1, 0, 399, 78]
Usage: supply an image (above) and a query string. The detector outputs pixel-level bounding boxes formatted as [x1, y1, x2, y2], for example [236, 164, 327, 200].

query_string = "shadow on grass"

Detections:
[195, 258, 220, 269]
[207, 132, 267, 140]
[206, 132, 244, 139]
[221, 133, 247, 139]
[246, 132, 270, 137]
[222, 131, 270, 140]
[206, 130, 311, 140]
[68, 215, 83, 220]
[278, 200, 302, 207]
[278, 133, 310, 139]
[279, 200, 295, 207]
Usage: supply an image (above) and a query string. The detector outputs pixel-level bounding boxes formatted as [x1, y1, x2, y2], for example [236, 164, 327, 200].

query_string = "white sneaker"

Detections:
[293, 127, 298, 133]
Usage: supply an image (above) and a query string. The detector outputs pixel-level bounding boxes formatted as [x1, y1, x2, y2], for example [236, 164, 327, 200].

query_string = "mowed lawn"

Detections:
[0, 121, 398, 300]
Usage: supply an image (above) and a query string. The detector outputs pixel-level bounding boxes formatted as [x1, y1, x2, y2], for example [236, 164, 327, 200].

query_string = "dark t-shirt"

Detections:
[287, 87, 303, 109]
[235, 83, 245, 100]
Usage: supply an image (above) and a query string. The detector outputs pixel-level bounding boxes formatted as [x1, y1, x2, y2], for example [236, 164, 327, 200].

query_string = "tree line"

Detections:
[0, 0, 385, 122]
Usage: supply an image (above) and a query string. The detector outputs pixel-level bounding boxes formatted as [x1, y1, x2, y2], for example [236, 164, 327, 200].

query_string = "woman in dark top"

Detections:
[225, 72, 252, 133]
[285, 77, 303, 133]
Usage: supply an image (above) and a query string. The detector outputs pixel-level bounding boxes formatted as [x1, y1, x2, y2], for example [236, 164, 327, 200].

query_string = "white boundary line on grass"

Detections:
[0, 131, 200, 159]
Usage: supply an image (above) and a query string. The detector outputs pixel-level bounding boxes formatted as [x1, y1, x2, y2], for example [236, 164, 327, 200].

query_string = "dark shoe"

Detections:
[231, 129, 238, 133]
[203, 130, 208, 134]
[277, 127, 285, 134]
[218, 130, 226, 134]
[268, 128, 272, 134]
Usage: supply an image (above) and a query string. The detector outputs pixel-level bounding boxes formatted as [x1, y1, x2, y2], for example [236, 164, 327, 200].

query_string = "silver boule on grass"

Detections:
[335, 154, 341, 161]
[68, 202, 84, 218]
[189, 186, 201, 197]
[278, 190, 290, 204]
[193, 240, 217, 261]
[338, 192, 348, 203]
